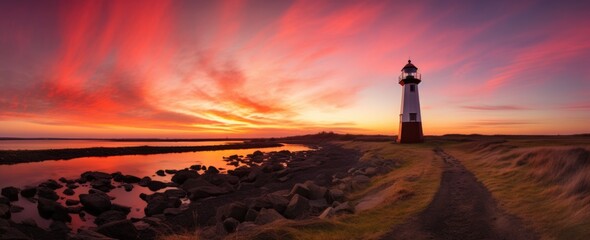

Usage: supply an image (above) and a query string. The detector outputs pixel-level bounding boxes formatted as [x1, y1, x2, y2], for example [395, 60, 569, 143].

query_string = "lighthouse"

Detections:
[397, 60, 424, 143]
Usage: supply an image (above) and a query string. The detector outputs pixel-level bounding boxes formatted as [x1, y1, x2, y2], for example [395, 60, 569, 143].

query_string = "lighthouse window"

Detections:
[410, 85, 415, 92]
[410, 113, 417, 121]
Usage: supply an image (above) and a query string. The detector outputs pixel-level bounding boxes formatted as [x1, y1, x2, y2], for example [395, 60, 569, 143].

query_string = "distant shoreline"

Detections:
[0, 141, 283, 165]
[0, 137, 258, 142]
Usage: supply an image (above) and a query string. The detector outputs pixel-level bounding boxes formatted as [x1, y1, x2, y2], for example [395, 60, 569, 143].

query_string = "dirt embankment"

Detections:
[381, 148, 538, 240]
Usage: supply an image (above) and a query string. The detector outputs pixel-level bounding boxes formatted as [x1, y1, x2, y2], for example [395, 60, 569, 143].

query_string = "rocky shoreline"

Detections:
[0, 142, 395, 240]
[0, 141, 282, 164]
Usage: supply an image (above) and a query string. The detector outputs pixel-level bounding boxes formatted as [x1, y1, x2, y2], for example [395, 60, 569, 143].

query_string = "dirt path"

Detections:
[380, 148, 538, 240]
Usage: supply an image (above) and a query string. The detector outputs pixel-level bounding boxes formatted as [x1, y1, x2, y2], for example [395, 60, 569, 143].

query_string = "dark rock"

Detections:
[37, 198, 71, 222]
[0, 225, 30, 239]
[37, 187, 59, 201]
[186, 186, 229, 200]
[10, 204, 24, 213]
[319, 207, 335, 219]
[304, 181, 328, 200]
[351, 175, 370, 190]
[80, 191, 112, 215]
[147, 181, 167, 191]
[251, 194, 289, 213]
[67, 205, 83, 214]
[0, 196, 10, 205]
[67, 183, 79, 189]
[206, 166, 219, 174]
[328, 189, 345, 202]
[1, 187, 19, 201]
[0, 203, 10, 219]
[163, 208, 183, 216]
[156, 170, 166, 176]
[180, 178, 216, 191]
[111, 204, 132, 214]
[143, 193, 181, 216]
[65, 199, 80, 206]
[201, 165, 207, 170]
[122, 184, 134, 192]
[20, 218, 37, 227]
[63, 188, 75, 196]
[138, 177, 151, 187]
[164, 189, 186, 198]
[189, 164, 201, 170]
[49, 220, 70, 234]
[309, 199, 328, 214]
[95, 210, 127, 226]
[254, 208, 284, 225]
[91, 179, 115, 193]
[222, 217, 240, 233]
[111, 172, 124, 182]
[71, 229, 114, 240]
[284, 194, 310, 219]
[96, 219, 139, 240]
[227, 166, 251, 178]
[244, 208, 259, 222]
[39, 179, 63, 190]
[171, 170, 199, 184]
[20, 186, 37, 198]
[164, 169, 178, 174]
[122, 175, 141, 184]
[289, 183, 311, 199]
[81, 171, 113, 181]
[334, 201, 354, 215]
[216, 202, 248, 222]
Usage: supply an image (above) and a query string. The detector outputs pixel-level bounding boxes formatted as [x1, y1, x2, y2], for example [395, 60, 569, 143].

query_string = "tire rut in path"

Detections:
[380, 148, 538, 240]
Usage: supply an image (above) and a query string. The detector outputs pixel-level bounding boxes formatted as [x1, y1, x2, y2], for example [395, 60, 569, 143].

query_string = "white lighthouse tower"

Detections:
[397, 60, 424, 143]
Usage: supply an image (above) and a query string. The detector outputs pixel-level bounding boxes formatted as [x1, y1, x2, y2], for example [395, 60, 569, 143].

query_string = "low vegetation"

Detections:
[446, 136, 590, 240]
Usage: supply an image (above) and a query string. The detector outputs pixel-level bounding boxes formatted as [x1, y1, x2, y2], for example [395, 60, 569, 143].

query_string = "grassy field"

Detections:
[444, 136, 590, 240]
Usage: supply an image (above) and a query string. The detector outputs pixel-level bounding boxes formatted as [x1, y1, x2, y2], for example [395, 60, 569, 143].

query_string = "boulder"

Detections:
[95, 210, 127, 226]
[144, 193, 181, 216]
[227, 166, 251, 178]
[67, 183, 79, 189]
[254, 208, 284, 225]
[79, 191, 112, 215]
[122, 184, 134, 192]
[37, 198, 71, 222]
[186, 186, 228, 200]
[216, 202, 248, 222]
[283, 194, 310, 219]
[289, 183, 311, 199]
[20, 218, 37, 227]
[222, 217, 240, 233]
[81, 171, 113, 181]
[164, 169, 178, 174]
[96, 219, 139, 240]
[164, 189, 186, 199]
[138, 177, 151, 187]
[111, 172, 124, 182]
[244, 208, 259, 222]
[303, 181, 327, 200]
[111, 204, 132, 214]
[250, 194, 289, 213]
[147, 181, 167, 191]
[37, 187, 59, 201]
[334, 201, 354, 215]
[0, 226, 31, 240]
[65, 199, 79, 206]
[91, 179, 115, 193]
[156, 170, 166, 176]
[364, 167, 377, 176]
[328, 189, 345, 202]
[309, 199, 329, 214]
[163, 208, 183, 216]
[122, 175, 141, 184]
[39, 179, 63, 190]
[180, 178, 215, 191]
[171, 170, 199, 184]
[20, 186, 37, 198]
[63, 188, 75, 196]
[189, 164, 201, 170]
[206, 166, 219, 174]
[1, 187, 19, 201]
[49, 220, 70, 234]
[71, 229, 115, 240]
[10, 204, 24, 213]
[0, 203, 10, 219]
[0, 196, 9, 205]
[318, 207, 335, 219]
[67, 206, 83, 214]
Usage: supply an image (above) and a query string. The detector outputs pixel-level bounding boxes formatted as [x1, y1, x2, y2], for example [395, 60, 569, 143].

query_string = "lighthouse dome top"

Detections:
[401, 60, 418, 72]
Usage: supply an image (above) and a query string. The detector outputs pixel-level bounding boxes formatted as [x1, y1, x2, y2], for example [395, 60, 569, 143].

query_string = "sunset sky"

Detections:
[1, 0, 589, 138]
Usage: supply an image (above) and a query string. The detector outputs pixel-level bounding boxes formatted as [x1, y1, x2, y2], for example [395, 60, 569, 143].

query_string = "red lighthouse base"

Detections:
[397, 122, 423, 143]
